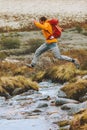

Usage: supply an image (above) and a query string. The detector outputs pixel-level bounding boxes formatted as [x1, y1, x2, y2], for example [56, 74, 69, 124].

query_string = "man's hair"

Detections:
[39, 16, 47, 22]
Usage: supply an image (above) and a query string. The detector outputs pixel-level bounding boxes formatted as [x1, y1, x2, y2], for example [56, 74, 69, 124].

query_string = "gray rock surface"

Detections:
[61, 101, 87, 115]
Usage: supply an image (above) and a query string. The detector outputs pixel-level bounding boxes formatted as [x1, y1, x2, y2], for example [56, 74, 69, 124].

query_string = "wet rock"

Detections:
[22, 111, 40, 118]
[61, 101, 87, 115]
[55, 98, 79, 106]
[12, 88, 35, 96]
[37, 103, 48, 108]
[57, 89, 67, 98]
[12, 88, 28, 96]
[39, 95, 51, 101]
[61, 103, 77, 110]
[0, 97, 5, 101]
[32, 109, 42, 113]
[60, 125, 70, 130]
[20, 90, 34, 96]
[50, 100, 56, 106]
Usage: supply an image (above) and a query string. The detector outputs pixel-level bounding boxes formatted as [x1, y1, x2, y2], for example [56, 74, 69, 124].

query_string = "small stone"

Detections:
[37, 103, 48, 108]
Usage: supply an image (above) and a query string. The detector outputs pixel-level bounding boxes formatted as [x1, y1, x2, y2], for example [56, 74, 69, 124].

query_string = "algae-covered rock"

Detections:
[61, 79, 87, 100]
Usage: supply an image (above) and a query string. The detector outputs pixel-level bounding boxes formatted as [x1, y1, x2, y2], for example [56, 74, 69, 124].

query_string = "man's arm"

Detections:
[34, 20, 48, 30]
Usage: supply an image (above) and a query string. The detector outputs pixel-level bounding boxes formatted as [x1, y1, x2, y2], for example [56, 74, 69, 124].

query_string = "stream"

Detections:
[0, 80, 72, 130]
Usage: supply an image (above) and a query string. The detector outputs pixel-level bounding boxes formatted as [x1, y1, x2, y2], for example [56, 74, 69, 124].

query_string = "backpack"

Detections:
[48, 19, 62, 39]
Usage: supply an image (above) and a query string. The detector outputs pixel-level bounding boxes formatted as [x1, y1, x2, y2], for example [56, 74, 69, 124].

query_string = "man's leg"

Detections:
[50, 43, 73, 61]
[50, 43, 80, 68]
[30, 43, 49, 67]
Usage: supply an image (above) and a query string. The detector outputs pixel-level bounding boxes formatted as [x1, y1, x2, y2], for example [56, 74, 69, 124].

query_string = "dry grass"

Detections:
[63, 49, 87, 70]
[32, 71, 46, 82]
[0, 75, 39, 98]
[0, 48, 87, 98]
[45, 63, 77, 83]
[70, 109, 87, 130]
[61, 79, 87, 100]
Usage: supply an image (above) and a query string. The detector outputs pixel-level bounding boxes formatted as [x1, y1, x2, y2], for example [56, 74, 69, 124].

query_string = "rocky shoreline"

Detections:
[0, 57, 87, 129]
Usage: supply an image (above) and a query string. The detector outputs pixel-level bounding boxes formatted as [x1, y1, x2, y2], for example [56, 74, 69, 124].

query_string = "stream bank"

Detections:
[0, 81, 71, 130]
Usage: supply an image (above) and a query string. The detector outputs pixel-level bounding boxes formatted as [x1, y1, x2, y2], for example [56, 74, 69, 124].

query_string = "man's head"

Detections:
[39, 16, 47, 24]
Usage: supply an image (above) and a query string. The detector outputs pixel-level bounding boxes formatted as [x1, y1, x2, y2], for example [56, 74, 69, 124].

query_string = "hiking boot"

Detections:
[72, 59, 80, 69]
[26, 64, 35, 68]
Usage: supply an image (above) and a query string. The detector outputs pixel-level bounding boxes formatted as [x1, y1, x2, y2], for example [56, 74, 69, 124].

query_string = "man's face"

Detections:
[39, 20, 44, 24]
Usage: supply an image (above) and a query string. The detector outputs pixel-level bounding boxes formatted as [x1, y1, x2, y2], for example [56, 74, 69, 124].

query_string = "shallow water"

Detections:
[0, 81, 71, 130]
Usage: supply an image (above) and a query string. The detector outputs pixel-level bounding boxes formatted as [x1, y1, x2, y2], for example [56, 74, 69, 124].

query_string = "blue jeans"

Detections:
[31, 42, 73, 66]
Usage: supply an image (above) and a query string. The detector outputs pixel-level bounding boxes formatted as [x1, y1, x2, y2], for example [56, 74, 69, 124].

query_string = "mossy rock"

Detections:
[61, 79, 87, 100]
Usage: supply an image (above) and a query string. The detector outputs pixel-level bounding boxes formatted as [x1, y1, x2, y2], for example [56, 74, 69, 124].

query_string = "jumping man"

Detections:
[26, 16, 80, 69]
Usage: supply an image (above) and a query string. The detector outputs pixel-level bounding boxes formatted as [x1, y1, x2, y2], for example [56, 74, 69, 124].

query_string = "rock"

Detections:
[50, 100, 56, 106]
[79, 101, 87, 110]
[37, 103, 48, 108]
[12, 88, 28, 96]
[61, 103, 77, 110]
[32, 109, 42, 113]
[55, 98, 79, 106]
[61, 101, 87, 115]
[57, 89, 67, 98]
[60, 125, 70, 130]
[39, 95, 51, 101]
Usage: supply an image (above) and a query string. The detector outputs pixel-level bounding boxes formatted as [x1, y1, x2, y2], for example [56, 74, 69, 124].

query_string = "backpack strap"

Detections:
[45, 30, 54, 40]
